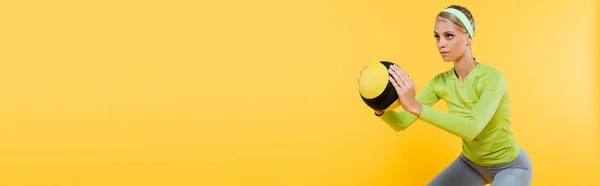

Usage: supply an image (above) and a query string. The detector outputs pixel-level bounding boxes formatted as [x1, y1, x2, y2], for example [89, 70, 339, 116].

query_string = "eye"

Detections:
[446, 34, 454, 39]
[434, 34, 440, 40]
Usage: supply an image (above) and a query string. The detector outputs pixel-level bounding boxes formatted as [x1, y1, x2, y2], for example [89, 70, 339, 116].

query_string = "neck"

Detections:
[452, 52, 478, 81]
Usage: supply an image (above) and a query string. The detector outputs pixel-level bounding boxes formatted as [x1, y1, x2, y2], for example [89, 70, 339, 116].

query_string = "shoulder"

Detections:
[477, 63, 506, 80]
[475, 63, 508, 89]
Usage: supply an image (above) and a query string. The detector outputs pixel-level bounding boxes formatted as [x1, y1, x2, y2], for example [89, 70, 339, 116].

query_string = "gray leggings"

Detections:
[427, 148, 533, 186]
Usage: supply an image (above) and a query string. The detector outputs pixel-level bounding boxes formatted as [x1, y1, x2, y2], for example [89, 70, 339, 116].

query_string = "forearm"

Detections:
[378, 110, 419, 131]
[417, 105, 485, 140]
[396, 101, 482, 140]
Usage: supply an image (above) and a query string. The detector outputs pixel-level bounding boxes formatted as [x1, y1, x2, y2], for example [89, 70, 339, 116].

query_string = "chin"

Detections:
[441, 56, 454, 62]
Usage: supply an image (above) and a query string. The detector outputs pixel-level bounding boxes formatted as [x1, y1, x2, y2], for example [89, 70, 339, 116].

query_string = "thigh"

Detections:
[490, 168, 532, 186]
[491, 149, 533, 186]
[427, 155, 486, 186]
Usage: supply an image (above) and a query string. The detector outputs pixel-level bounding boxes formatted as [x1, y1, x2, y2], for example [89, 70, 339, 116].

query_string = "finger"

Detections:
[403, 73, 416, 91]
[394, 65, 409, 78]
[392, 65, 412, 88]
[389, 77, 401, 92]
[392, 65, 407, 78]
[389, 66, 407, 90]
[390, 77, 404, 96]
[408, 75, 415, 87]
[358, 67, 367, 84]
[398, 70, 412, 88]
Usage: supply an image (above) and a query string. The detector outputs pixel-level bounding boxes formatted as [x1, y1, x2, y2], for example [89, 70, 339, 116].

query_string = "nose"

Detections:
[437, 39, 446, 49]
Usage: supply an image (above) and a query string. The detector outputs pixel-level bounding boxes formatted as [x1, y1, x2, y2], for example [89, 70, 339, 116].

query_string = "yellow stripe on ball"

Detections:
[387, 99, 401, 111]
[358, 62, 389, 99]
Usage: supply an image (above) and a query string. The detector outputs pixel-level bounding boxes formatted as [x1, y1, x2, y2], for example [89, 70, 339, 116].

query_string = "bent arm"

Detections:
[417, 72, 507, 140]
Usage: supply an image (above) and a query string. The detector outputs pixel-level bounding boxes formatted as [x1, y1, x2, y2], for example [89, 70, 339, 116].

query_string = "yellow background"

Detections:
[0, 0, 598, 185]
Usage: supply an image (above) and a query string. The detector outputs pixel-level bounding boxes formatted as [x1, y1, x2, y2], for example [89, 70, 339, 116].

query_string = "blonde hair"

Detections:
[437, 5, 475, 38]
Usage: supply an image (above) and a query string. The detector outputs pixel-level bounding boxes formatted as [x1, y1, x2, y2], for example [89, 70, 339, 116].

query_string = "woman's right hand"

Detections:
[357, 66, 368, 84]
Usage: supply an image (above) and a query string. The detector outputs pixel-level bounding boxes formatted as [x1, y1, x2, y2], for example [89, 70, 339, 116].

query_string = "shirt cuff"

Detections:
[418, 105, 434, 121]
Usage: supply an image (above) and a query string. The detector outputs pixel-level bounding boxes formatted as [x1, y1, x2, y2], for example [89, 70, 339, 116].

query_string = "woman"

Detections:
[369, 5, 533, 186]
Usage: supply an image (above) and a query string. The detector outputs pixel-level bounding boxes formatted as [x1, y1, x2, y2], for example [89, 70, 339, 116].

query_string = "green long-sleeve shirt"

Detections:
[379, 63, 520, 167]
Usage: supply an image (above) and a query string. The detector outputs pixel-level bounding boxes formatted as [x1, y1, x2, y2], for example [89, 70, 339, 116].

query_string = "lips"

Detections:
[440, 51, 449, 55]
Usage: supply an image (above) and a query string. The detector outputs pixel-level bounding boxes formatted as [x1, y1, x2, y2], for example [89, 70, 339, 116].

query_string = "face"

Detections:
[434, 19, 471, 62]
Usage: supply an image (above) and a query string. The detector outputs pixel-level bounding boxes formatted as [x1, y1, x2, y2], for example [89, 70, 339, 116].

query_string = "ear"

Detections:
[466, 35, 472, 46]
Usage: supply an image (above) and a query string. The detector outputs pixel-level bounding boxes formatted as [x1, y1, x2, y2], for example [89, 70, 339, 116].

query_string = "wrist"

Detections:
[409, 102, 422, 116]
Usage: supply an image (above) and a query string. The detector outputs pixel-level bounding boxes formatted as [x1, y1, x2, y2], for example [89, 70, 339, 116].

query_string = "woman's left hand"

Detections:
[388, 65, 422, 116]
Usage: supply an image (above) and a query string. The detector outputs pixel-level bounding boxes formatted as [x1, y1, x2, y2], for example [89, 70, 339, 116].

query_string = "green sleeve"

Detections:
[418, 71, 507, 140]
[379, 77, 440, 131]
